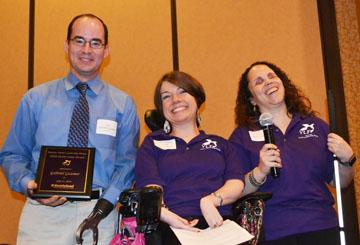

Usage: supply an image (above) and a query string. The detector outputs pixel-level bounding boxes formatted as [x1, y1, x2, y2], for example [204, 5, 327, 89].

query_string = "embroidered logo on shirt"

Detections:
[298, 123, 319, 139]
[200, 139, 221, 151]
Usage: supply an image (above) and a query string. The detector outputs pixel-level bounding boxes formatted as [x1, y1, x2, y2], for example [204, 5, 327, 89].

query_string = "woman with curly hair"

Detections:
[229, 61, 355, 245]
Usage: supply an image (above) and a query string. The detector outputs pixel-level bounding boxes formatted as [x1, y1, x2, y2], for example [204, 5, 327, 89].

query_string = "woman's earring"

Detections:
[196, 112, 202, 126]
[163, 120, 171, 134]
[253, 104, 257, 112]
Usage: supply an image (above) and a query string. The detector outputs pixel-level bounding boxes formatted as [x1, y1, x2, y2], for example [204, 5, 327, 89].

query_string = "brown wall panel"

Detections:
[356, 0, 360, 35]
[177, 0, 327, 138]
[335, 0, 360, 233]
[0, 1, 29, 244]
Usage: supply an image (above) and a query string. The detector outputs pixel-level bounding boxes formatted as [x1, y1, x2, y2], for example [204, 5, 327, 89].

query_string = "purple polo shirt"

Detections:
[135, 130, 244, 217]
[229, 114, 338, 241]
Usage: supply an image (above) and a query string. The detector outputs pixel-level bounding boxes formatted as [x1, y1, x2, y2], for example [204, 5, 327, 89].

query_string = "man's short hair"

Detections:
[67, 13, 108, 45]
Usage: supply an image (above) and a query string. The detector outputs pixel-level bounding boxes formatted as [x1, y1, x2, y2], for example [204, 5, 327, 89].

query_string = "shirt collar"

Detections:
[64, 72, 104, 96]
[287, 113, 305, 130]
[152, 130, 207, 143]
[254, 112, 303, 132]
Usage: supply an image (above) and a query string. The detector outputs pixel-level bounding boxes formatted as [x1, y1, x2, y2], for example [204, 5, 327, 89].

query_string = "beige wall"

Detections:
[0, 1, 357, 243]
[0, 1, 28, 244]
[176, 0, 327, 138]
[34, 0, 173, 139]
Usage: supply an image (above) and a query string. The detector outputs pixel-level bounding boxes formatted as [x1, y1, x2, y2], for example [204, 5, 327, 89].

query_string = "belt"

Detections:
[90, 189, 103, 199]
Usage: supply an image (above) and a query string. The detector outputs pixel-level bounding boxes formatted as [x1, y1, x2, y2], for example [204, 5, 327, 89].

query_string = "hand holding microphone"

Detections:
[259, 112, 281, 179]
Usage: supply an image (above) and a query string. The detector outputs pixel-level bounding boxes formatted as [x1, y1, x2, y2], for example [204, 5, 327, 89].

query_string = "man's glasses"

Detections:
[69, 37, 105, 49]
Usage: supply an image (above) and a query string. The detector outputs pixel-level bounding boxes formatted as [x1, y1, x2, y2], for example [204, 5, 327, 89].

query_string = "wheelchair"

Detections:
[114, 110, 272, 244]
[76, 109, 272, 244]
[110, 188, 271, 245]
[110, 186, 163, 245]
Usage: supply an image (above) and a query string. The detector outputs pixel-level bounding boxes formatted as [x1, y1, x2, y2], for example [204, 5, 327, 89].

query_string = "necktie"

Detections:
[67, 83, 89, 147]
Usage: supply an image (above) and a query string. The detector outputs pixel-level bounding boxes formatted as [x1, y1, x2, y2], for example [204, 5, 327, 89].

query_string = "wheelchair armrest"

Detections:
[232, 192, 272, 244]
[236, 192, 272, 204]
[232, 192, 272, 215]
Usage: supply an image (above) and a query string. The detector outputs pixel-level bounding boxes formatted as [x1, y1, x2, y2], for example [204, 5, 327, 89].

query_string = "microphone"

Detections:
[259, 112, 280, 178]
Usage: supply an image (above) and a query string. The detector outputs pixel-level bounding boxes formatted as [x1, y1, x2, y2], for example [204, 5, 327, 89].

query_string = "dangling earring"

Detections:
[196, 112, 202, 126]
[253, 104, 257, 112]
[163, 120, 171, 134]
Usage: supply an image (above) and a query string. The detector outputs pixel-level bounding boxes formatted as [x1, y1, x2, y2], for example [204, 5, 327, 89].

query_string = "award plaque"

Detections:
[33, 146, 95, 200]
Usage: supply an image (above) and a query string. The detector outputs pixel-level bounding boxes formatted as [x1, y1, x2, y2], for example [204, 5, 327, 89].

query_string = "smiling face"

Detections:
[160, 81, 198, 127]
[64, 16, 109, 82]
[247, 64, 286, 113]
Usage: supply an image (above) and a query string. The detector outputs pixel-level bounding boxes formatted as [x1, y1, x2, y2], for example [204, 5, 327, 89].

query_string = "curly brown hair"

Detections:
[235, 61, 317, 129]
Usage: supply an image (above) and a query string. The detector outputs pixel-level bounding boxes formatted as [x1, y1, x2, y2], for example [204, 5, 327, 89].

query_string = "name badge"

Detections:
[153, 139, 176, 150]
[96, 119, 117, 137]
[249, 130, 265, 142]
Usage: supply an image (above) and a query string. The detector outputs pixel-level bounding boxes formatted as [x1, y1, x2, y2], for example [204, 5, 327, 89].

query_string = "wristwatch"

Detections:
[341, 154, 357, 167]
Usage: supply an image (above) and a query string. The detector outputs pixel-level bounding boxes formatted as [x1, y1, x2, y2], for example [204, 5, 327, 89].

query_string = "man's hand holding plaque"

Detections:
[32, 146, 95, 201]
[27, 180, 67, 206]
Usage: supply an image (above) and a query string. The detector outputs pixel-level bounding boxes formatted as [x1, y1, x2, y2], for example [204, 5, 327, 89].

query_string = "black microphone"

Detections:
[259, 112, 280, 178]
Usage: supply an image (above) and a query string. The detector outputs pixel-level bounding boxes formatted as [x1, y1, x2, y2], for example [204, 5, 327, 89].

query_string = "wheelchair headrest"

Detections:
[144, 109, 165, 132]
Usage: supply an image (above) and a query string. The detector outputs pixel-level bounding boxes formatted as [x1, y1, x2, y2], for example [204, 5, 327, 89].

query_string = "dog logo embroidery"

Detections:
[299, 123, 314, 134]
[298, 123, 318, 139]
[201, 139, 221, 151]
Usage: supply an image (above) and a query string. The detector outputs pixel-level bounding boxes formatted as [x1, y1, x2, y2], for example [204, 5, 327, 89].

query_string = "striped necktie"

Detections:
[67, 83, 89, 147]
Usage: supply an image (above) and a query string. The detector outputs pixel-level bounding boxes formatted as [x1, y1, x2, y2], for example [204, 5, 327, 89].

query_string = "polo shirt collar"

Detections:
[152, 130, 207, 144]
[286, 113, 304, 132]
[254, 112, 304, 134]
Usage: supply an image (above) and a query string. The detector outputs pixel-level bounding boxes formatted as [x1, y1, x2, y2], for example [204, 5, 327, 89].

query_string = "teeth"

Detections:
[266, 87, 278, 95]
[80, 57, 92, 62]
[172, 106, 186, 113]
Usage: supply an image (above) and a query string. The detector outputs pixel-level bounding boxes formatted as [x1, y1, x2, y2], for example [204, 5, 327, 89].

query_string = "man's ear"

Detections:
[103, 45, 110, 58]
[64, 40, 69, 55]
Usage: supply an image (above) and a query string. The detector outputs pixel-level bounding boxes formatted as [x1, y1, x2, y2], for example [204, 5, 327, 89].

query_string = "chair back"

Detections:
[144, 109, 164, 132]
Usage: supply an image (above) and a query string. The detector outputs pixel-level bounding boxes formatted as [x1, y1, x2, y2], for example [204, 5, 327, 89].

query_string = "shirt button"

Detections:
[186, 147, 189, 150]
[284, 138, 287, 142]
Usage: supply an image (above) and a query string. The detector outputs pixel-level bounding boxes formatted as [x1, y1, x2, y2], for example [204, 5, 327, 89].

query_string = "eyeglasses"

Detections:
[69, 37, 105, 49]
